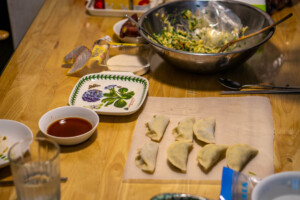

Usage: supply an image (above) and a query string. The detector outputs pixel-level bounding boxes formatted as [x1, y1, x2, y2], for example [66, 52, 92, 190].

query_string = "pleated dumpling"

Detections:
[226, 144, 258, 171]
[193, 118, 216, 143]
[172, 117, 195, 142]
[146, 114, 170, 142]
[167, 141, 193, 173]
[197, 144, 228, 171]
[135, 142, 159, 173]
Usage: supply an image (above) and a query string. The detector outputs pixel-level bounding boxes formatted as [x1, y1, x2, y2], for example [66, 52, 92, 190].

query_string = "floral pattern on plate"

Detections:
[69, 72, 148, 115]
[0, 135, 9, 162]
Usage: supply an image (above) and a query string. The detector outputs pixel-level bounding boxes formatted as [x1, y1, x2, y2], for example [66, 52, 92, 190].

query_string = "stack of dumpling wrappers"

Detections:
[123, 97, 274, 182]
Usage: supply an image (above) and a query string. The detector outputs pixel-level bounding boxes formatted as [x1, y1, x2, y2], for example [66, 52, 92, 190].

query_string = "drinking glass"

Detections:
[8, 137, 61, 200]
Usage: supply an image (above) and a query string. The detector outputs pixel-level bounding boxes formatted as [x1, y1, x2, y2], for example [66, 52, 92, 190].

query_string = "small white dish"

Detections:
[103, 43, 151, 76]
[113, 19, 145, 44]
[39, 106, 99, 146]
[252, 171, 300, 200]
[0, 120, 33, 168]
[68, 71, 149, 115]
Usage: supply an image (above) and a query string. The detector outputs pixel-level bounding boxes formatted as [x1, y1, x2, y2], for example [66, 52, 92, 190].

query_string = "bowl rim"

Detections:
[0, 119, 33, 137]
[0, 119, 33, 168]
[38, 106, 99, 140]
[139, 0, 274, 56]
[252, 171, 300, 199]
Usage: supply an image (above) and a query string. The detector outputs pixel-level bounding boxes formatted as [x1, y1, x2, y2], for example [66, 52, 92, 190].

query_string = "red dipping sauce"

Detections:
[47, 117, 93, 137]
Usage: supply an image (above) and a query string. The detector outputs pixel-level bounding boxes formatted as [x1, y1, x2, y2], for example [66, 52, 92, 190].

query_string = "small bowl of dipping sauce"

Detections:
[39, 106, 99, 145]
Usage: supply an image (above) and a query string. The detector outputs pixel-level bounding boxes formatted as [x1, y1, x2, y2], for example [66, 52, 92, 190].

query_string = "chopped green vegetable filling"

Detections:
[152, 10, 248, 53]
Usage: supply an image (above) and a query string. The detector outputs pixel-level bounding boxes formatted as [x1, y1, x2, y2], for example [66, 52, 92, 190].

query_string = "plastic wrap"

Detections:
[219, 167, 261, 200]
[63, 36, 111, 75]
[63, 36, 150, 76]
[200, 1, 243, 34]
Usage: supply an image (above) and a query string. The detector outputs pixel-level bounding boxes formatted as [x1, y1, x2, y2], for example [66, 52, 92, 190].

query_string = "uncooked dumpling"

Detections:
[146, 114, 169, 142]
[167, 141, 193, 172]
[226, 144, 258, 172]
[197, 144, 228, 171]
[193, 118, 216, 143]
[135, 142, 159, 173]
[172, 117, 195, 142]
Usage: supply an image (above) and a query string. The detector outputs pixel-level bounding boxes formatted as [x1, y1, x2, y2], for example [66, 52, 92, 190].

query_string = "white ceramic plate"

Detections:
[69, 71, 148, 115]
[0, 120, 33, 168]
[113, 19, 145, 44]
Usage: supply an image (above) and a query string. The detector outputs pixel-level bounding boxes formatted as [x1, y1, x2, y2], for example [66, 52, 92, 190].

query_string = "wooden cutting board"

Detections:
[123, 96, 274, 183]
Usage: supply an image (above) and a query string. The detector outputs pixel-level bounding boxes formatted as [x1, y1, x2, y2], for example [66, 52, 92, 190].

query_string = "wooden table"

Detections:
[1, 0, 300, 199]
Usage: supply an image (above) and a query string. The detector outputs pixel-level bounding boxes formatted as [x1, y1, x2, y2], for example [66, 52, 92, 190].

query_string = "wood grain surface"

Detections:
[0, 0, 300, 199]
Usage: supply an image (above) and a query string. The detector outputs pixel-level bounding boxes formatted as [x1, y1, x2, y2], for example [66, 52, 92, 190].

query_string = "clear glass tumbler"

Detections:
[8, 137, 61, 200]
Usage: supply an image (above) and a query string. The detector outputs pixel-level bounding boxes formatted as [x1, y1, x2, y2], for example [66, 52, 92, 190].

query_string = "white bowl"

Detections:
[252, 171, 300, 200]
[113, 19, 145, 44]
[39, 106, 99, 145]
[0, 119, 33, 168]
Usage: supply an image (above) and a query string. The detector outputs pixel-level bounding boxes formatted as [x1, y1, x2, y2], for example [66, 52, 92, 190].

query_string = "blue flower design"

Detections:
[82, 89, 103, 102]
[104, 85, 117, 90]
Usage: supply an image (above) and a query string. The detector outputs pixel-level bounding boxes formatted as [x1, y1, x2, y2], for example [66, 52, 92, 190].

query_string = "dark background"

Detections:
[0, 0, 14, 76]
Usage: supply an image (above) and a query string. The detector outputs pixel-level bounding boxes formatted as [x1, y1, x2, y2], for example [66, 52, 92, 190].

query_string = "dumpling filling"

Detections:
[193, 118, 216, 143]
[135, 142, 159, 173]
[226, 144, 258, 171]
[172, 117, 195, 142]
[167, 141, 193, 173]
[197, 144, 228, 171]
[146, 114, 170, 142]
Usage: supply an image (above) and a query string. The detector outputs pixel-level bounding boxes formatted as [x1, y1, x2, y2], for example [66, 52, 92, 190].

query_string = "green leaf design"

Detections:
[118, 88, 128, 94]
[103, 89, 118, 97]
[95, 103, 103, 109]
[100, 86, 135, 109]
[102, 98, 116, 106]
[122, 91, 135, 100]
[114, 99, 127, 108]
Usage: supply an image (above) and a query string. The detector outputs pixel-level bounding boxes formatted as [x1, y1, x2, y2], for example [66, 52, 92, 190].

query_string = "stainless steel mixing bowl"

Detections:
[139, 0, 274, 73]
